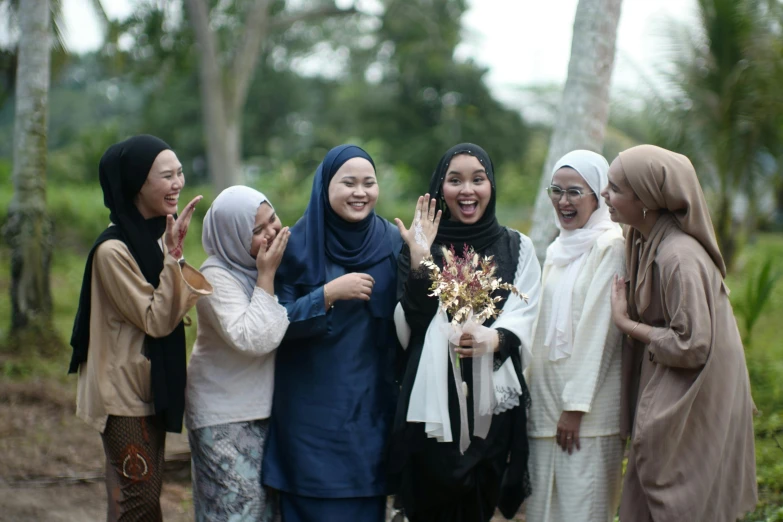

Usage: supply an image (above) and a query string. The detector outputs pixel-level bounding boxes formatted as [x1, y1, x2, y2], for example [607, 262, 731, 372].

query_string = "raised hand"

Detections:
[394, 194, 442, 268]
[165, 195, 203, 259]
[324, 273, 375, 307]
[256, 227, 290, 276]
[255, 227, 290, 295]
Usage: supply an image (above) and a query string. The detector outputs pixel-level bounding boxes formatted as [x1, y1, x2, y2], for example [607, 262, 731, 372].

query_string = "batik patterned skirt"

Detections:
[102, 415, 166, 522]
[189, 419, 278, 522]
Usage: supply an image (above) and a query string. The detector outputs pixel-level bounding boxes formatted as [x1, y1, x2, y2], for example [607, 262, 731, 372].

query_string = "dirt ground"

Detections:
[0, 380, 193, 522]
[0, 379, 523, 521]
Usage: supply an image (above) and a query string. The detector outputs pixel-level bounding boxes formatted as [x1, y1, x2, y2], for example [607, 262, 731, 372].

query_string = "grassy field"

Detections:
[0, 184, 781, 520]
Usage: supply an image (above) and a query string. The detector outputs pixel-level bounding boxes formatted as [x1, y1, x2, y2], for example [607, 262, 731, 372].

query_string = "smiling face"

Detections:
[601, 158, 645, 227]
[134, 150, 184, 219]
[550, 167, 598, 230]
[441, 153, 492, 224]
[249, 201, 282, 257]
[327, 157, 379, 222]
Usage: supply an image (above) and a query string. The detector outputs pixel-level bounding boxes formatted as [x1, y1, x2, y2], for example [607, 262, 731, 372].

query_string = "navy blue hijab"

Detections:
[277, 144, 397, 318]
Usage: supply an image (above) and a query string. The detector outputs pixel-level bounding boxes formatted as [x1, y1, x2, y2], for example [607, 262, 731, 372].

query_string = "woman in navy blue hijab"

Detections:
[262, 144, 402, 521]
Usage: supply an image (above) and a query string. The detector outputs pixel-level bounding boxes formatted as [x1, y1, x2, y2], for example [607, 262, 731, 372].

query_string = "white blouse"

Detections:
[527, 228, 625, 438]
[186, 266, 289, 430]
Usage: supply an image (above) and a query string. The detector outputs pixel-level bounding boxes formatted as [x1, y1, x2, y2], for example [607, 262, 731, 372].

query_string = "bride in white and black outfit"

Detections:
[390, 143, 541, 522]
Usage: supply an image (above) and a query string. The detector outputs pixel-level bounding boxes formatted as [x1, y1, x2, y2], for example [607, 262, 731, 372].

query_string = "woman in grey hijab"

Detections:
[186, 186, 290, 521]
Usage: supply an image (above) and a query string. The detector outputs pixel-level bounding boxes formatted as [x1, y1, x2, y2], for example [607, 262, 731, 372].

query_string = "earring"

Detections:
[643, 208, 648, 220]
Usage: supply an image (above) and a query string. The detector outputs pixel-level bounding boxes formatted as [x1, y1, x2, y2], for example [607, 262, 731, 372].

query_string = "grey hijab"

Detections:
[201, 186, 270, 296]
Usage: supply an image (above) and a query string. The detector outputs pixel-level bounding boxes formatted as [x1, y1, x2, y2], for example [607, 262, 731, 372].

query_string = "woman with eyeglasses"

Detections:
[525, 150, 625, 522]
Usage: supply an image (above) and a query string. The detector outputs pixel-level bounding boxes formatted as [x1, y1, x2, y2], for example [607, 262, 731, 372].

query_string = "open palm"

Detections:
[394, 194, 442, 267]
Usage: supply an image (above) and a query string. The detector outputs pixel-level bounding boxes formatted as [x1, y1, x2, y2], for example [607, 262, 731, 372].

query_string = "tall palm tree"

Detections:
[4, 0, 55, 346]
[2, 0, 107, 347]
[528, 0, 624, 261]
[667, 0, 783, 268]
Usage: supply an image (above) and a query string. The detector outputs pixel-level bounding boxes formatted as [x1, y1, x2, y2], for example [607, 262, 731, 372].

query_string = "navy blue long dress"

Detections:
[262, 144, 403, 522]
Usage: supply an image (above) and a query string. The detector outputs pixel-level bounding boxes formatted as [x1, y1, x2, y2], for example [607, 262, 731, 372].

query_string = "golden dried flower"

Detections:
[421, 244, 528, 327]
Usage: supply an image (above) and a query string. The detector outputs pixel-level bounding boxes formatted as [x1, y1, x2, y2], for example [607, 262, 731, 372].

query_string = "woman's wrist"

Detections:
[409, 247, 430, 269]
[256, 271, 274, 286]
[621, 317, 636, 335]
[323, 283, 334, 310]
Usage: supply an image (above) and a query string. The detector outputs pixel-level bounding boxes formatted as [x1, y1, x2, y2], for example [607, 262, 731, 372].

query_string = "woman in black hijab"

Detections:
[69, 135, 212, 520]
[390, 143, 541, 521]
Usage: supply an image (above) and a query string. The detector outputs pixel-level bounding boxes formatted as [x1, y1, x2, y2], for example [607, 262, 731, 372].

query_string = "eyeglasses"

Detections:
[546, 186, 595, 204]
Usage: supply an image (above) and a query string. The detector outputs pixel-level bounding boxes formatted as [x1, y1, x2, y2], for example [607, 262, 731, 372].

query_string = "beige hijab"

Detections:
[618, 145, 726, 319]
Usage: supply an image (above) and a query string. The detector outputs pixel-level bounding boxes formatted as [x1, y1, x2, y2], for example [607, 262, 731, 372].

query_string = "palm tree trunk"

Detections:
[715, 187, 737, 270]
[4, 0, 56, 348]
[528, 0, 623, 261]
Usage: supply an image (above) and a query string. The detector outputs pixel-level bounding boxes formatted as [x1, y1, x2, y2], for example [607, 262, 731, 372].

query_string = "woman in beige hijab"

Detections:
[602, 144, 757, 522]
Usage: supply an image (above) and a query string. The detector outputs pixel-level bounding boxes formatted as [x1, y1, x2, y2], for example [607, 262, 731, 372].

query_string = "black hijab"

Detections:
[428, 143, 505, 254]
[69, 135, 188, 433]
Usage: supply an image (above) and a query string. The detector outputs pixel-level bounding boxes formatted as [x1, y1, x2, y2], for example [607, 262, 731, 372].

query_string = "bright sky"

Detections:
[60, 0, 697, 106]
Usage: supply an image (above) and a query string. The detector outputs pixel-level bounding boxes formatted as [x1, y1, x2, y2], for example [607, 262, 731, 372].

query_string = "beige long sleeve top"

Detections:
[528, 228, 626, 438]
[185, 266, 289, 430]
[76, 239, 212, 433]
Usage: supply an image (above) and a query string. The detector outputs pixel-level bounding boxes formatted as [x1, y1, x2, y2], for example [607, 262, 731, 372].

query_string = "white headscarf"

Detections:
[544, 150, 620, 361]
[201, 186, 270, 297]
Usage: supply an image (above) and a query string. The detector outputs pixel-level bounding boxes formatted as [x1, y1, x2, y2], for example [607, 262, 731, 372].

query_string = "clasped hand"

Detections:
[449, 322, 500, 358]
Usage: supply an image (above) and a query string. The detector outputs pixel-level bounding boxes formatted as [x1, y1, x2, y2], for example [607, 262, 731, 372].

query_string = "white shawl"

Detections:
[545, 150, 620, 361]
[395, 232, 542, 453]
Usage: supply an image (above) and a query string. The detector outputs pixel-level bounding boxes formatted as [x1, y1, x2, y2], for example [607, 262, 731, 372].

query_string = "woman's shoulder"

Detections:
[94, 239, 134, 267]
[201, 265, 245, 289]
[656, 228, 717, 276]
[593, 227, 625, 255]
[502, 227, 533, 249]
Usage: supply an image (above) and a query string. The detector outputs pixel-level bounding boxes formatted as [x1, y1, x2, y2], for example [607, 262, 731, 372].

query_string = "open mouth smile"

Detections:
[559, 208, 577, 222]
[457, 200, 478, 215]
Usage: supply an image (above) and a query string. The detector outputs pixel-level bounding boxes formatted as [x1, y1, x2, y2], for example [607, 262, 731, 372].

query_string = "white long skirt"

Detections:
[525, 436, 624, 522]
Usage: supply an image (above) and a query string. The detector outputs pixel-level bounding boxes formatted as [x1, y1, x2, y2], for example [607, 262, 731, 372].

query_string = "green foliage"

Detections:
[734, 258, 782, 345]
[662, 0, 783, 266]
[338, 0, 530, 195]
[720, 235, 783, 518]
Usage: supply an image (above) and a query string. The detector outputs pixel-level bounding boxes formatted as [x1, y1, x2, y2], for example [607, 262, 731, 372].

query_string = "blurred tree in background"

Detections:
[527, 0, 623, 261]
[3, 0, 56, 349]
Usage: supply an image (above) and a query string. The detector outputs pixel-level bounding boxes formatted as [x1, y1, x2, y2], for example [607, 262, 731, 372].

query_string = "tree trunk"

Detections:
[715, 188, 738, 270]
[4, 0, 56, 349]
[185, 0, 354, 192]
[528, 0, 623, 261]
[185, 0, 246, 193]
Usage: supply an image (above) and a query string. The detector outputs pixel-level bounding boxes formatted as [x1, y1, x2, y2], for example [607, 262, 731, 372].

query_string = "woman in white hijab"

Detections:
[525, 151, 625, 522]
[186, 186, 290, 521]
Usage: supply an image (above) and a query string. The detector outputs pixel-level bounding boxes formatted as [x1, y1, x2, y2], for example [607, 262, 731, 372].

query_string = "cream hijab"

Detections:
[545, 150, 620, 361]
[618, 144, 726, 319]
